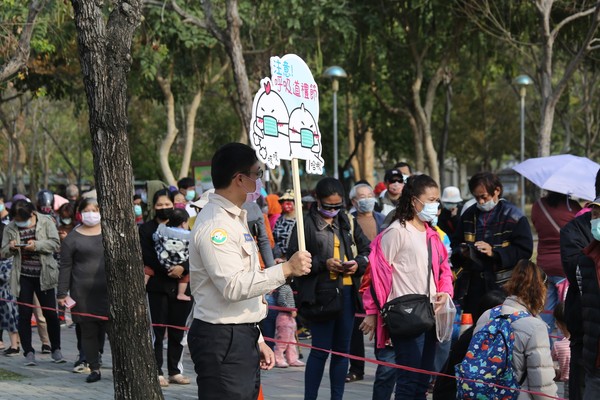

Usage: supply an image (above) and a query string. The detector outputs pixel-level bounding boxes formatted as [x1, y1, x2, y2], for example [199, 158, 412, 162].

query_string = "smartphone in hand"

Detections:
[64, 296, 76, 309]
[14, 243, 28, 247]
[341, 261, 355, 272]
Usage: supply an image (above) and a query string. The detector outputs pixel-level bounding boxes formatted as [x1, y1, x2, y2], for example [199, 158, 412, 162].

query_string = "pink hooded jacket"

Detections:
[362, 222, 454, 348]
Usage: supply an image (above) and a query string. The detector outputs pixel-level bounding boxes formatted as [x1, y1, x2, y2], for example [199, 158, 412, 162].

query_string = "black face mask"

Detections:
[155, 208, 173, 221]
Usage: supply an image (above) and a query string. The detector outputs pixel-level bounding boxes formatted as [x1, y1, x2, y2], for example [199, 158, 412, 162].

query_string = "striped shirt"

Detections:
[551, 337, 570, 382]
[19, 226, 42, 277]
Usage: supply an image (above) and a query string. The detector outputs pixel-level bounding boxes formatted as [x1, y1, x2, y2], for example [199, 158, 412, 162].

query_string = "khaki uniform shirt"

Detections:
[189, 193, 286, 324]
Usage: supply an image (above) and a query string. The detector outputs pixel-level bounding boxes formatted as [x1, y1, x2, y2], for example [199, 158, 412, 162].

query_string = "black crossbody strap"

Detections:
[369, 237, 434, 311]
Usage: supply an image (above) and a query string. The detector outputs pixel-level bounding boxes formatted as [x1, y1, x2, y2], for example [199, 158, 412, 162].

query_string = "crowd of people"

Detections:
[0, 143, 598, 400]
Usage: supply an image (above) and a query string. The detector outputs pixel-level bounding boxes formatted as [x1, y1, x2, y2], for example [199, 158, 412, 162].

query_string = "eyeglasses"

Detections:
[238, 168, 264, 179]
[321, 202, 344, 211]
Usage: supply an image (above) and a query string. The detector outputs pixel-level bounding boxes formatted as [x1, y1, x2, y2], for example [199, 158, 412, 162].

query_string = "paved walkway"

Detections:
[0, 323, 381, 399]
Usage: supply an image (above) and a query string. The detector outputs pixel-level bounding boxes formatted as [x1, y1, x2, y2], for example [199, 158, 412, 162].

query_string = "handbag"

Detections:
[298, 279, 343, 323]
[370, 241, 435, 338]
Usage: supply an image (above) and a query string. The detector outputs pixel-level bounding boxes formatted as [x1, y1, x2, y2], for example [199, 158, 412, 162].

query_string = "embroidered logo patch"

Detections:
[210, 229, 228, 245]
[244, 233, 253, 242]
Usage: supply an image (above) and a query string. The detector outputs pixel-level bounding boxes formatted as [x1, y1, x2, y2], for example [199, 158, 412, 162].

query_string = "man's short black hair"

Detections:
[468, 171, 503, 197]
[394, 162, 412, 173]
[212, 143, 259, 189]
[177, 177, 195, 190]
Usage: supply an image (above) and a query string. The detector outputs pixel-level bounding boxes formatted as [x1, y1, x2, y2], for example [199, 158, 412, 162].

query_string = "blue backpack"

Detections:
[455, 305, 529, 400]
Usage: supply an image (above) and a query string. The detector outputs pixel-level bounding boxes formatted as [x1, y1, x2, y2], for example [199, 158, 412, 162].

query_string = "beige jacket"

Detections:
[475, 296, 558, 399]
[0, 212, 60, 297]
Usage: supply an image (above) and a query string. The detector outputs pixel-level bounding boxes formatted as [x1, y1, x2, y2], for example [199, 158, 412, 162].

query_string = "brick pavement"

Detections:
[0, 323, 381, 399]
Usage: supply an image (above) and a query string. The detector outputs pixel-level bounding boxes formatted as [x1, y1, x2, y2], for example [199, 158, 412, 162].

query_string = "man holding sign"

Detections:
[188, 143, 312, 400]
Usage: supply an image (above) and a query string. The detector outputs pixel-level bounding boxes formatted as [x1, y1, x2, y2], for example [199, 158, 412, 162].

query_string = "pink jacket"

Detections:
[362, 222, 454, 348]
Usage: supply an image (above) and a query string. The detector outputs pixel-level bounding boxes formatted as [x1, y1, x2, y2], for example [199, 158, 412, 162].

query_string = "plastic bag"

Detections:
[435, 296, 457, 342]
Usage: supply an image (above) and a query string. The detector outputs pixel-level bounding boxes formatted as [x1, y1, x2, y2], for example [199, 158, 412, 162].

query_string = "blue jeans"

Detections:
[372, 345, 396, 400]
[260, 293, 278, 350]
[540, 275, 565, 335]
[304, 286, 355, 400]
[390, 329, 437, 400]
[433, 339, 451, 373]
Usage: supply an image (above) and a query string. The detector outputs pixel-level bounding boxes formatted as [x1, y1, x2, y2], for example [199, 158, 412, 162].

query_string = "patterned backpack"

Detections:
[455, 305, 530, 399]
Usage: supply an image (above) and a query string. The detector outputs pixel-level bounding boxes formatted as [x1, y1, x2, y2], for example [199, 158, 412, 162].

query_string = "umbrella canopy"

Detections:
[512, 154, 600, 201]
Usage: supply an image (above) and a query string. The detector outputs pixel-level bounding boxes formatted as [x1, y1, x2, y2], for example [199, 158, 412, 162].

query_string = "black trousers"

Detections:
[188, 319, 260, 400]
[147, 291, 192, 376]
[348, 315, 365, 376]
[17, 276, 61, 354]
[78, 320, 107, 370]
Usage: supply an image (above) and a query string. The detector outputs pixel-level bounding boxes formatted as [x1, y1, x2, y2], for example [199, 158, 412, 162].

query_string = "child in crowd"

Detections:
[145, 208, 191, 301]
[552, 302, 570, 394]
[172, 192, 187, 210]
[274, 283, 305, 368]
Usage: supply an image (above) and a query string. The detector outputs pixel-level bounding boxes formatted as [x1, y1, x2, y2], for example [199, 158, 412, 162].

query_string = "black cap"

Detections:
[384, 169, 402, 183]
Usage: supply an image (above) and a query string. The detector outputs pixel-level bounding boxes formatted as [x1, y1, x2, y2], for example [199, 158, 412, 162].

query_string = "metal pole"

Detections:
[520, 87, 526, 213]
[332, 79, 339, 179]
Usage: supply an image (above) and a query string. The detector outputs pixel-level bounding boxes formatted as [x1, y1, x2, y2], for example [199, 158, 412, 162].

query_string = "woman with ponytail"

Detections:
[361, 174, 453, 400]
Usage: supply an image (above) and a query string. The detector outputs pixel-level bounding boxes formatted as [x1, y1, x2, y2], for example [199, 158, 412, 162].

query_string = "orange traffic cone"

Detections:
[258, 385, 264, 400]
[459, 313, 473, 335]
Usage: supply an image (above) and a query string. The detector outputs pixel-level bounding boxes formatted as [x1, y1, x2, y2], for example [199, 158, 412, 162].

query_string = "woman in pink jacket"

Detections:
[361, 174, 453, 400]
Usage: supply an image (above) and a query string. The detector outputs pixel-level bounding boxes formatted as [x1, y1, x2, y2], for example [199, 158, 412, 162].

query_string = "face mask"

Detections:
[15, 219, 31, 228]
[592, 218, 600, 241]
[300, 128, 314, 148]
[243, 177, 263, 203]
[0, 204, 4, 212]
[402, 174, 410, 183]
[443, 203, 458, 211]
[61, 218, 72, 225]
[431, 215, 439, 227]
[185, 190, 196, 202]
[141, 193, 148, 204]
[174, 203, 187, 210]
[81, 211, 101, 227]
[476, 199, 497, 213]
[319, 208, 340, 218]
[134, 205, 143, 216]
[263, 116, 278, 137]
[281, 202, 294, 214]
[415, 198, 439, 223]
[357, 198, 377, 213]
[40, 206, 53, 215]
[155, 208, 173, 221]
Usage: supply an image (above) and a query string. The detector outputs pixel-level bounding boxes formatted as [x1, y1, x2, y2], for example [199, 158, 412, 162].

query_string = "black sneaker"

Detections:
[3, 347, 20, 357]
[86, 370, 101, 383]
[41, 344, 51, 354]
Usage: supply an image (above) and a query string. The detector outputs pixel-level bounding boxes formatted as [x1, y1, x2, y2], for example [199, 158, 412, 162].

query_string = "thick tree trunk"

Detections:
[70, 1, 163, 399]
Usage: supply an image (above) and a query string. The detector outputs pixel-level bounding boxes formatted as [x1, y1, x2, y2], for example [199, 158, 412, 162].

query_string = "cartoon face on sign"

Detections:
[249, 54, 324, 174]
[252, 81, 290, 163]
[289, 104, 323, 174]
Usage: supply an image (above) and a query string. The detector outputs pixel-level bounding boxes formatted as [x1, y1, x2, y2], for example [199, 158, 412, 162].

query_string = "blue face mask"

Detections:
[477, 199, 497, 212]
[0, 204, 4, 212]
[300, 128, 314, 148]
[592, 218, 600, 241]
[356, 198, 377, 213]
[15, 219, 31, 228]
[185, 190, 196, 202]
[415, 198, 439, 223]
[431, 215, 439, 227]
[263, 116, 278, 137]
[134, 205, 143, 217]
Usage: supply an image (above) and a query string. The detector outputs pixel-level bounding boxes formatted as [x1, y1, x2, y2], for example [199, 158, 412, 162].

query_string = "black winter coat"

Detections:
[560, 211, 592, 341]
[287, 206, 371, 313]
[577, 249, 600, 371]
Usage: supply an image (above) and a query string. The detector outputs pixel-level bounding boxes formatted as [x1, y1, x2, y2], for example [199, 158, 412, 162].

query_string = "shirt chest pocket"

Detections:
[241, 242, 257, 257]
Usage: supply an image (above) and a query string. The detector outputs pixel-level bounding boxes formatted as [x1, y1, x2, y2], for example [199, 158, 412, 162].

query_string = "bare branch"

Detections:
[208, 59, 230, 85]
[370, 83, 404, 115]
[200, 0, 227, 44]
[551, 4, 598, 40]
[0, 0, 48, 83]
[170, 0, 209, 30]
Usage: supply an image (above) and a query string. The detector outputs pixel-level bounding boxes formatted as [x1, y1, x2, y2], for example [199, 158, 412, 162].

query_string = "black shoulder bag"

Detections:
[370, 240, 435, 338]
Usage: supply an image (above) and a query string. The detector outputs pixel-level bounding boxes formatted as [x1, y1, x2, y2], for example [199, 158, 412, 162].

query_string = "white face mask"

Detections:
[356, 198, 377, 213]
[476, 199, 497, 213]
[81, 211, 101, 227]
[415, 198, 440, 223]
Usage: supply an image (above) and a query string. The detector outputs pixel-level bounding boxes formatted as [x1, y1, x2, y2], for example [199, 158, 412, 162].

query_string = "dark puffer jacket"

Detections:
[287, 206, 371, 314]
[560, 211, 592, 342]
[576, 246, 600, 372]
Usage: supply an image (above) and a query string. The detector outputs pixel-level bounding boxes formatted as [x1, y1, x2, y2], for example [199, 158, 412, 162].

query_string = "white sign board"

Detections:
[250, 54, 324, 175]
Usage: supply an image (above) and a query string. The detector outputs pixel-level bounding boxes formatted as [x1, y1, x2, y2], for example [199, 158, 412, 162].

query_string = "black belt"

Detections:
[196, 319, 258, 328]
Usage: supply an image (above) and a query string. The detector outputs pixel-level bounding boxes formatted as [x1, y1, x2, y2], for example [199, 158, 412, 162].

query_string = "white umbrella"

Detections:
[512, 154, 600, 201]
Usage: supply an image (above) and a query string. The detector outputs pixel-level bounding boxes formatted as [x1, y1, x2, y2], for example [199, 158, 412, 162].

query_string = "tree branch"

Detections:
[0, 0, 47, 83]
[551, 4, 598, 40]
[170, 0, 209, 30]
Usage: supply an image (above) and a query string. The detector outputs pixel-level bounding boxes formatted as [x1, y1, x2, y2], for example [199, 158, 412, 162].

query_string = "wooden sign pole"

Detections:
[291, 158, 306, 252]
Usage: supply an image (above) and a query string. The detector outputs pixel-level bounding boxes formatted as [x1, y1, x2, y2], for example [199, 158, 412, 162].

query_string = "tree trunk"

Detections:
[362, 127, 375, 186]
[69, 1, 163, 399]
[438, 82, 452, 188]
[156, 71, 178, 186]
[346, 93, 361, 181]
[179, 86, 202, 179]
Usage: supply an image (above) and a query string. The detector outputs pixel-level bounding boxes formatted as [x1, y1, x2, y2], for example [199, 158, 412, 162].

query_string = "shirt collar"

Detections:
[209, 193, 246, 219]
